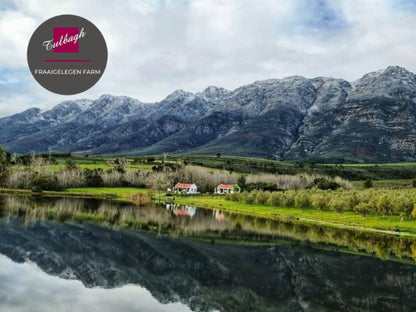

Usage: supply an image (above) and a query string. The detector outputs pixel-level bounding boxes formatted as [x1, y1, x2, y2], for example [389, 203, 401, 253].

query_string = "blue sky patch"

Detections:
[295, 0, 349, 34]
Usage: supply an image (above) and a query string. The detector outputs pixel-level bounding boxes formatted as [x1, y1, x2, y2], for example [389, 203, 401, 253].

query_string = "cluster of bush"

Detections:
[1, 151, 353, 198]
[6, 166, 151, 191]
[225, 188, 416, 217]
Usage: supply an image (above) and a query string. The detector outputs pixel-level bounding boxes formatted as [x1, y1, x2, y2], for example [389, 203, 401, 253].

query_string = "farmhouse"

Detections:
[173, 183, 198, 194]
[215, 184, 240, 194]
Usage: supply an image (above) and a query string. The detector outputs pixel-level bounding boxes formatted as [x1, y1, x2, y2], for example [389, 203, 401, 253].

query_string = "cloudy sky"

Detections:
[0, 0, 415, 116]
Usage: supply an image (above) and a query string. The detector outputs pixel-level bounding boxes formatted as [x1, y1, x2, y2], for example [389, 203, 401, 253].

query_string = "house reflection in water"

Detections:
[213, 210, 226, 222]
[165, 203, 196, 218]
[164, 203, 226, 221]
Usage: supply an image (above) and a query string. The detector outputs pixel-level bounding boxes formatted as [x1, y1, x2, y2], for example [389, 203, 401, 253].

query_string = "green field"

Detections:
[65, 187, 146, 196]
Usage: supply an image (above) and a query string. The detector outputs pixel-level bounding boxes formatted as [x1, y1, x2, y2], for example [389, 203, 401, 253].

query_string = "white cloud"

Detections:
[0, 0, 415, 116]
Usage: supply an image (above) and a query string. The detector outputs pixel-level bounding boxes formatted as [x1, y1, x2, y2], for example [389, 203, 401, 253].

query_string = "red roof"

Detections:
[175, 183, 193, 188]
[218, 184, 233, 189]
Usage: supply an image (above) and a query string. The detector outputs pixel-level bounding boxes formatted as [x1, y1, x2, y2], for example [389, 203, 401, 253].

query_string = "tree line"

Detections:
[225, 188, 416, 217]
[0, 149, 351, 193]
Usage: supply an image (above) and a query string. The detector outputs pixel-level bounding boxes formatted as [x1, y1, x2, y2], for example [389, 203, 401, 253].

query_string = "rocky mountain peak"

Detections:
[18, 107, 41, 118]
[350, 65, 416, 101]
[200, 86, 231, 101]
[163, 89, 194, 102]
[383, 65, 413, 77]
[41, 100, 87, 122]
[97, 94, 116, 102]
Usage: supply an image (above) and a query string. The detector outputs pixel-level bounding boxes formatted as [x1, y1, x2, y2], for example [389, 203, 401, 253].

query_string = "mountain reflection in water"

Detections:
[0, 195, 415, 311]
[0, 254, 190, 312]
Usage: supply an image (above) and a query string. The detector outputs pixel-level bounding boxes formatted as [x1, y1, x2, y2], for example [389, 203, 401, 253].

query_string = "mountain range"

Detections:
[1, 65, 416, 163]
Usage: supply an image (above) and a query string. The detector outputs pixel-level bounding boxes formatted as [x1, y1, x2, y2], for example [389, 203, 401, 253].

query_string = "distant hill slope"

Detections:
[1, 65, 416, 163]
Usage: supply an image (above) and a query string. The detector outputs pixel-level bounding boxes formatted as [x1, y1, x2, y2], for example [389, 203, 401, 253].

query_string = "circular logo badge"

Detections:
[27, 14, 107, 95]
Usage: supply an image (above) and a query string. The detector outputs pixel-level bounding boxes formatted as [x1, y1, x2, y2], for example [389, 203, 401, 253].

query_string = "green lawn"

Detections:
[65, 187, 146, 197]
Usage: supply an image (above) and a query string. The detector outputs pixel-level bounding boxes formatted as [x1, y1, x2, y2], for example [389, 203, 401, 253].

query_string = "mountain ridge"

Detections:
[1, 65, 416, 162]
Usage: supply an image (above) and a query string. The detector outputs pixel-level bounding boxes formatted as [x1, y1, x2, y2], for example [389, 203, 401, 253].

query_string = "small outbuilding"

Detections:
[173, 183, 198, 194]
[215, 184, 240, 194]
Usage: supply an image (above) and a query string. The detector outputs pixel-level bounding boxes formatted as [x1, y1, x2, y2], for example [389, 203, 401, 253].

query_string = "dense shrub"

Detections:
[84, 169, 104, 187]
[244, 192, 256, 204]
[329, 198, 344, 213]
[267, 192, 283, 206]
[246, 182, 278, 192]
[31, 173, 61, 191]
[256, 191, 270, 204]
[364, 178, 373, 188]
[225, 187, 416, 217]
[294, 191, 310, 208]
[313, 177, 340, 190]
[310, 193, 327, 210]
[354, 202, 371, 217]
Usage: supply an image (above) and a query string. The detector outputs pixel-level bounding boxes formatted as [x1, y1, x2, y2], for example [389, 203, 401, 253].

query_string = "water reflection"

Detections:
[0, 214, 415, 312]
[1, 195, 415, 262]
[166, 203, 197, 218]
[0, 255, 190, 312]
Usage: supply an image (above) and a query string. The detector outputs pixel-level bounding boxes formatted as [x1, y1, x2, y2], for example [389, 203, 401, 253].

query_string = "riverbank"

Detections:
[168, 195, 416, 239]
[0, 187, 145, 202]
[1, 187, 416, 240]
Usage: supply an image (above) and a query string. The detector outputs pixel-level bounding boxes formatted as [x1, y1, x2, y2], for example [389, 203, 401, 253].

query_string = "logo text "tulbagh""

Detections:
[42, 27, 86, 51]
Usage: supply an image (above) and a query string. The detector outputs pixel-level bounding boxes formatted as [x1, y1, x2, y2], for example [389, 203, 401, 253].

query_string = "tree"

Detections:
[146, 157, 155, 163]
[27, 151, 36, 172]
[376, 195, 391, 216]
[310, 193, 326, 210]
[313, 177, 340, 190]
[232, 184, 240, 193]
[238, 175, 247, 191]
[354, 202, 370, 218]
[147, 171, 170, 203]
[255, 191, 269, 204]
[114, 158, 127, 173]
[329, 198, 344, 214]
[411, 204, 416, 219]
[0, 146, 8, 186]
[65, 158, 77, 170]
[364, 178, 373, 188]
[31, 173, 60, 191]
[84, 169, 104, 187]
[216, 153, 221, 158]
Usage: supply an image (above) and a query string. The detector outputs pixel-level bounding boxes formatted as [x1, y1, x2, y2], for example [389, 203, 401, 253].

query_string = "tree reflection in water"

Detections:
[1, 194, 415, 261]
